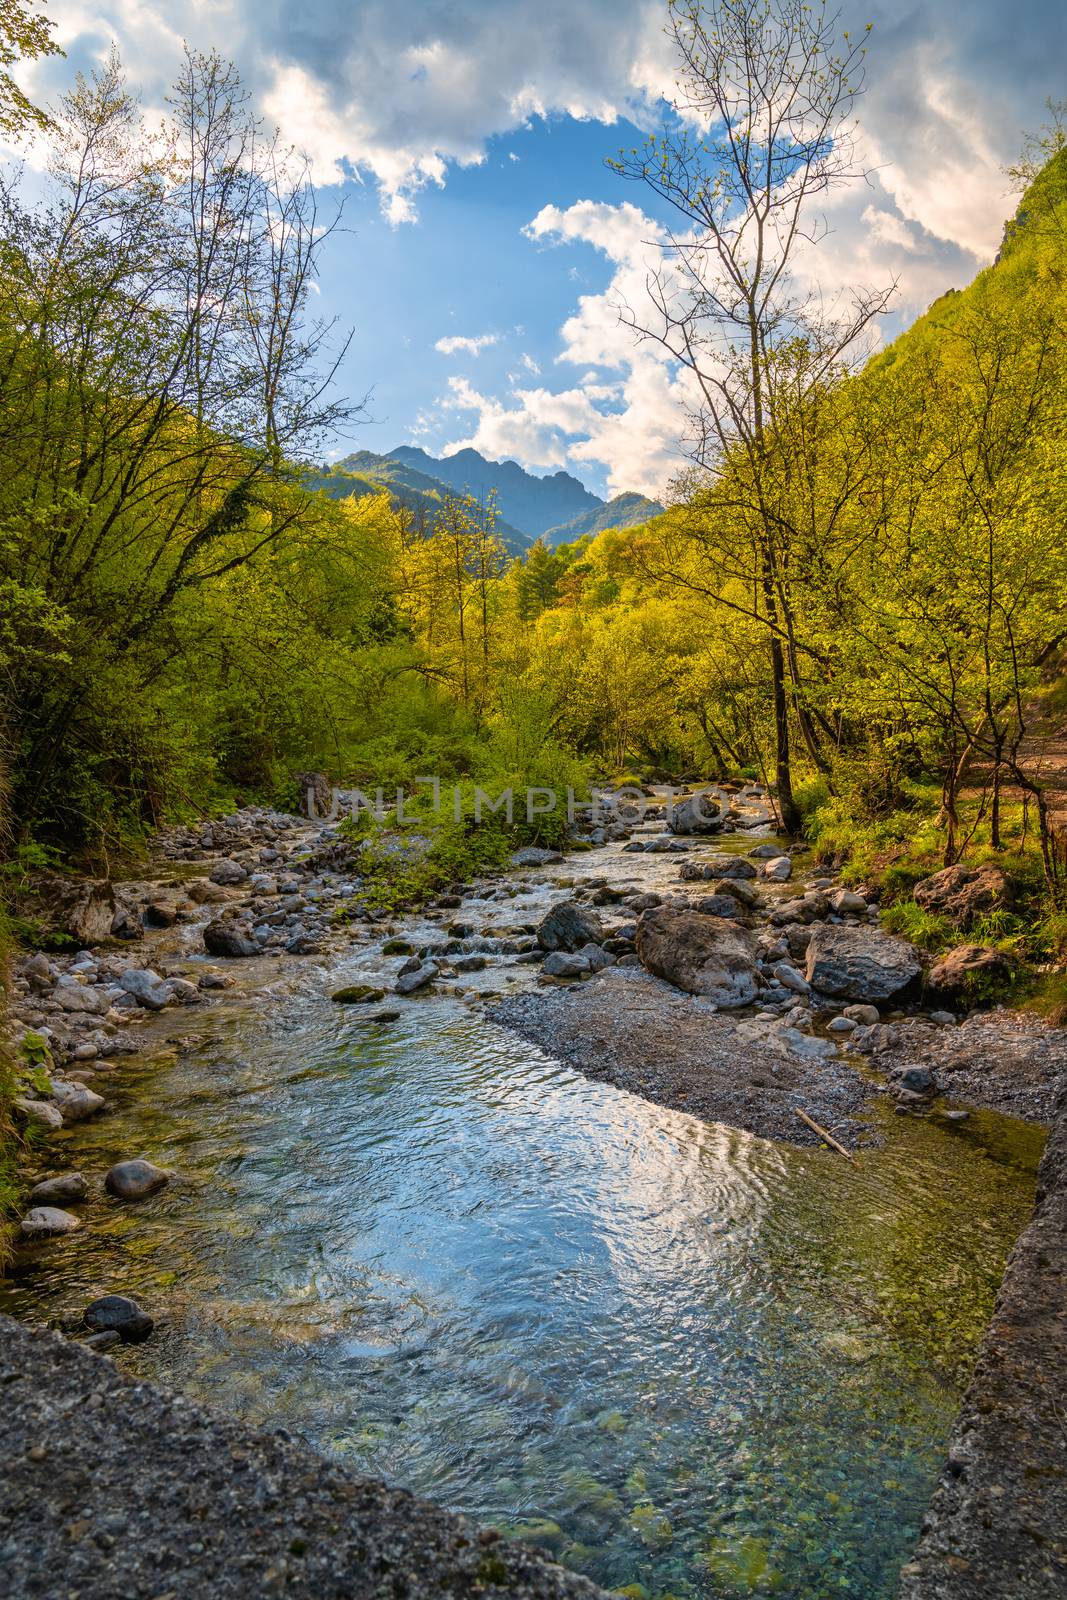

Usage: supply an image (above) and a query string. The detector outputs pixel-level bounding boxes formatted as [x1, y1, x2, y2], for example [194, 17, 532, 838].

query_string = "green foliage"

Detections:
[879, 902, 955, 953]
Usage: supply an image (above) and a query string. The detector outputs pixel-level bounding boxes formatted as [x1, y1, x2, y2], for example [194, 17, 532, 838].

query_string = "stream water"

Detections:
[1, 831, 1045, 1600]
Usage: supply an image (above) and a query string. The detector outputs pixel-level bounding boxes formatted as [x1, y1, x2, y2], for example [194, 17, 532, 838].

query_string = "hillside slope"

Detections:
[543, 491, 665, 544]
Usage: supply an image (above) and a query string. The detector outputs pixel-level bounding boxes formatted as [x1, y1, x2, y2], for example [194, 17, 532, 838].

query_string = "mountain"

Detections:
[310, 451, 533, 556]
[543, 491, 665, 544]
[387, 445, 601, 539]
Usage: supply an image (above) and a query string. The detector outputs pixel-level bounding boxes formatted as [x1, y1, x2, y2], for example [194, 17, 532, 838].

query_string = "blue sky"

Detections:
[10, 0, 1067, 498]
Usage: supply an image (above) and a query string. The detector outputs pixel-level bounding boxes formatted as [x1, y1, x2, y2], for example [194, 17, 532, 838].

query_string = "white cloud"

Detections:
[434, 333, 499, 357]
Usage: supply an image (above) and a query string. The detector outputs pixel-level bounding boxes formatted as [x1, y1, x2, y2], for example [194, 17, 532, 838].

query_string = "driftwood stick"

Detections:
[796, 1108, 858, 1165]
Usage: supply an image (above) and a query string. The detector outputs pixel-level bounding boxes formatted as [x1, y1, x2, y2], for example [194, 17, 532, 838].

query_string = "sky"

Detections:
[10, 0, 1067, 499]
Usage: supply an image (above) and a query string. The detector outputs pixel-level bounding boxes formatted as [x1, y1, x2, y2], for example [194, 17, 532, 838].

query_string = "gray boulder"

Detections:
[29, 1173, 88, 1206]
[209, 859, 248, 886]
[913, 863, 1013, 929]
[536, 901, 605, 952]
[13, 1098, 63, 1131]
[119, 969, 171, 1011]
[927, 944, 1011, 996]
[511, 846, 563, 867]
[806, 924, 921, 1001]
[667, 793, 723, 835]
[542, 951, 590, 978]
[395, 960, 438, 995]
[105, 1159, 170, 1200]
[762, 855, 793, 881]
[50, 1082, 105, 1124]
[635, 907, 759, 1007]
[21, 1206, 82, 1238]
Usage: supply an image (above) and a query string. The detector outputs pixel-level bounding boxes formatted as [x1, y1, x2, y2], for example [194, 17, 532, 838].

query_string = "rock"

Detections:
[635, 907, 759, 1007]
[20, 1206, 81, 1239]
[913, 863, 1013, 928]
[104, 1159, 170, 1200]
[542, 951, 590, 978]
[203, 920, 260, 958]
[773, 961, 810, 995]
[927, 944, 1012, 996]
[511, 846, 563, 867]
[13, 1097, 63, 1130]
[762, 855, 793, 881]
[536, 901, 605, 953]
[693, 894, 747, 919]
[894, 1065, 937, 1095]
[208, 859, 248, 886]
[295, 770, 333, 818]
[395, 961, 438, 995]
[52, 978, 109, 1016]
[331, 985, 386, 1004]
[750, 842, 786, 858]
[29, 1173, 88, 1206]
[667, 793, 723, 835]
[714, 877, 760, 907]
[843, 1003, 880, 1025]
[83, 1295, 154, 1344]
[186, 879, 232, 904]
[162, 977, 200, 1005]
[50, 1082, 105, 1124]
[828, 888, 868, 915]
[142, 901, 177, 929]
[118, 969, 171, 1011]
[24, 874, 116, 945]
[805, 924, 921, 1001]
[929, 1009, 957, 1024]
[827, 1015, 857, 1034]
[454, 955, 488, 972]
[285, 934, 322, 955]
[577, 942, 615, 972]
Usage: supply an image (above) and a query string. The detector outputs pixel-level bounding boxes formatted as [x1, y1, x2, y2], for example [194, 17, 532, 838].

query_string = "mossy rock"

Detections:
[381, 938, 414, 955]
[330, 985, 386, 1004]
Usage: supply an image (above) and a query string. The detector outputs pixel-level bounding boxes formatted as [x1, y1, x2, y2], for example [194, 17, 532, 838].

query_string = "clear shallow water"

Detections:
[2, 867, 1045, 1599]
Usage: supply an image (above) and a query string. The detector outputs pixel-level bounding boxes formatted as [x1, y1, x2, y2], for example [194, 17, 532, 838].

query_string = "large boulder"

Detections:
[635, 907, 759, 1007]
[805, 923, 921, 1002]
[536, 901, 605, 952]
[927, 944, 1012, 998]
[667, 793, 724, 836]
[24, 875, 116, 945]
[913, 864, 1013, 928]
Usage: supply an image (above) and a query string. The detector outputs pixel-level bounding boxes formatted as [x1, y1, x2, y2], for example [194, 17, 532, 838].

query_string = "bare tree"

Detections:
[612, 0, 893, 829]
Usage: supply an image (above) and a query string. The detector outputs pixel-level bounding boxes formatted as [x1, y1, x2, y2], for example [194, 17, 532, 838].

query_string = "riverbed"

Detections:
[1, 825, 1047, 1600]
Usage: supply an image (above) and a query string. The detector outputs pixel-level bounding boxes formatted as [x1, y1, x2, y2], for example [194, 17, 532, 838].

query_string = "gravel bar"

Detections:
[0, 1315, 608, 1600]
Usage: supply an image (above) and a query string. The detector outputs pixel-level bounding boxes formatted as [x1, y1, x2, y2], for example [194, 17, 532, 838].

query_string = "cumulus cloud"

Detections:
[434, 333, 498, 357]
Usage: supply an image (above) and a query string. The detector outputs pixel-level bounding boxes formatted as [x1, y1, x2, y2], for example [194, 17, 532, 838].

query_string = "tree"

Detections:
[612, 0, 892, 830]
[0, 0, 60, 137]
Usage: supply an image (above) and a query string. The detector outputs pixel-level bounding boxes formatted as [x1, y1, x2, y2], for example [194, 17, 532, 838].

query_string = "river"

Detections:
[0, 825, 1044, 1600]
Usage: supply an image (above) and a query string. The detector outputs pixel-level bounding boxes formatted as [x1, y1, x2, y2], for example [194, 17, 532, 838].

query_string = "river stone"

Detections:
[542, 950, 590, 978]
[913, 863, 1013, 928]
[714, 877, 760, 907]
[773, 961, 810, 995]
[163, 977, 201, 1005]
[763, 855, 793, 881]
[20, 1207, 81, 1238]
[30, 1173, 89, 1206]
[667, 793, 723, 835]
[203, 920, 260, 958]
[693, 894, 747, 919]
[53, 978, 109, 1016]
[51, 1082, 105, 1124]
[105, 1159, 170, 1200]
[13, 1097, 63, 1130]
[331, 985, 386, 1004]
[24, 874, 116, 944]
[750, 842, 786, 858]
[635, 907, 759, 1007]
[512, 846, 563, 867]
[843, 1003, 880, 1025]
[536, 901, 605, 953]
[142, 900, 177, 929]
[395, 961, 438, 995]
[83, 1295, 154, 1344]
[828, 888, 868, 915]
[119, 969, 171, 1010]
[806, 924, 921, 1001]
[186, 879, 232, 905]
[209, 858, 248, 886]
[827, 1015, 857, 1035]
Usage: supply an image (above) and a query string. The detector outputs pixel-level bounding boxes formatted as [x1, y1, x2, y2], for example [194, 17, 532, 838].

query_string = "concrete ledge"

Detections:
[0, 1315, 607, 1599]
[898, 1078, 1067, 1599]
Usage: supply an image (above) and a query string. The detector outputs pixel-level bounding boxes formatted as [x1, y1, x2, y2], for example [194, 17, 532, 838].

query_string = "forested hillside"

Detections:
[0, 43, 1064, 977]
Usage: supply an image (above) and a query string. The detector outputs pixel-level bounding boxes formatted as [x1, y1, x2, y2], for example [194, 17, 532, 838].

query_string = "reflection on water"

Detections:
[2, 971, 1043, 1600]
